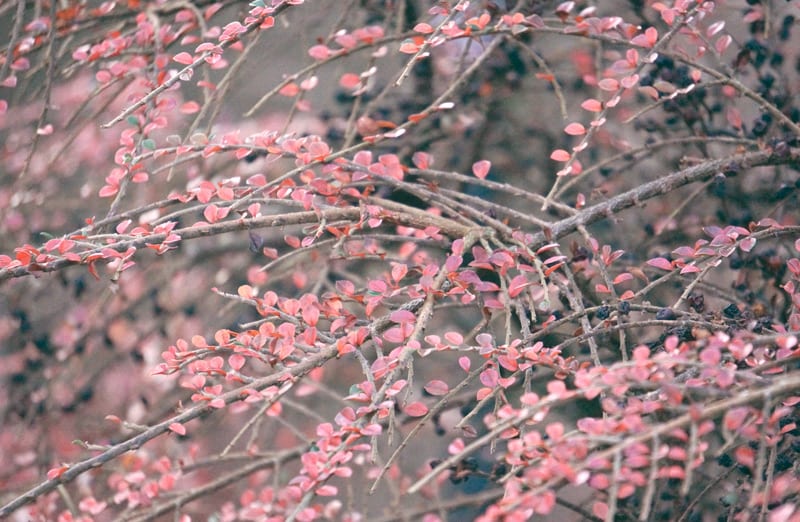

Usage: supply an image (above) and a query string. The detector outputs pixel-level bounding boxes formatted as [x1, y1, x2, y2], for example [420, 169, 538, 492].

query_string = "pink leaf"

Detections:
[405, 402, 429, 417]
[598, 78, 619, 91]
[361, 423, 382, 436]
[581, 99, 603, 112]
[458, 356, 471, 372]
[472, 160, 491, 179]
[593, 502, 609, 519]
[546, 379, 567, 397]
[715, 34, 732, 54]
[180, 101, 200, 114]
[706, 21, 725, 37]
[550, 149, 571, 161]
[339, 73, 361, 90]
[173, 52, 193, 65]
[424, 380, 449, 396]
[739, 237, 756, 252]
[316, 485, 338, 496]
[647, 257, 674, 271]
[613, 273, 633, 284]
[98, 185, 118, 198]
[480, 368, 499, 388]
[308, 44, 331, 60]
[383, 327, 406, 343]
[228, 353, 245, 371]
[621, 74, 639, 89]
[444, 331, 463, 345]
[564, 123, 586, 135]
[169, 423, 186, 435]
[508, 274, 530, 298]
[448, 438, 465, 455]
[399, 39, 420, 54]
[390, 309, 416, 324]
[412, 151, 432, 169]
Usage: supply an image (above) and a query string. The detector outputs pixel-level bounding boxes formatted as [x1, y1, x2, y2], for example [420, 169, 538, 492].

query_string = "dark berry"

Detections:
[723, 304, 741, 318]
[656, 308, 676, 320]
[688, 293, 705, 312]
[717, 453, 734, 467]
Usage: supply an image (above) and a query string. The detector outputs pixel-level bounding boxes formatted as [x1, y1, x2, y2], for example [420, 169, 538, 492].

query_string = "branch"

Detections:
[526, 148, 798, 249]
[0, 343, 339, 518]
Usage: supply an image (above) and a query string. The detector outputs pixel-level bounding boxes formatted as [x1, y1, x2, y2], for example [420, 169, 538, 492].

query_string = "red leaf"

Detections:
[47, 465, 69, 480]
[544, 262, 564, 276]
[735, 445, 755, 468]
[550, 149, 570, 161]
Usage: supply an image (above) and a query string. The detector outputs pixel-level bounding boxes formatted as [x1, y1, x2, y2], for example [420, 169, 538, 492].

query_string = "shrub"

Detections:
[1, 1, 799, 520]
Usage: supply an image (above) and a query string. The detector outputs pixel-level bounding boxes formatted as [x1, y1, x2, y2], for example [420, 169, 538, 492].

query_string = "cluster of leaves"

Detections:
[1, 0, 799, 521]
